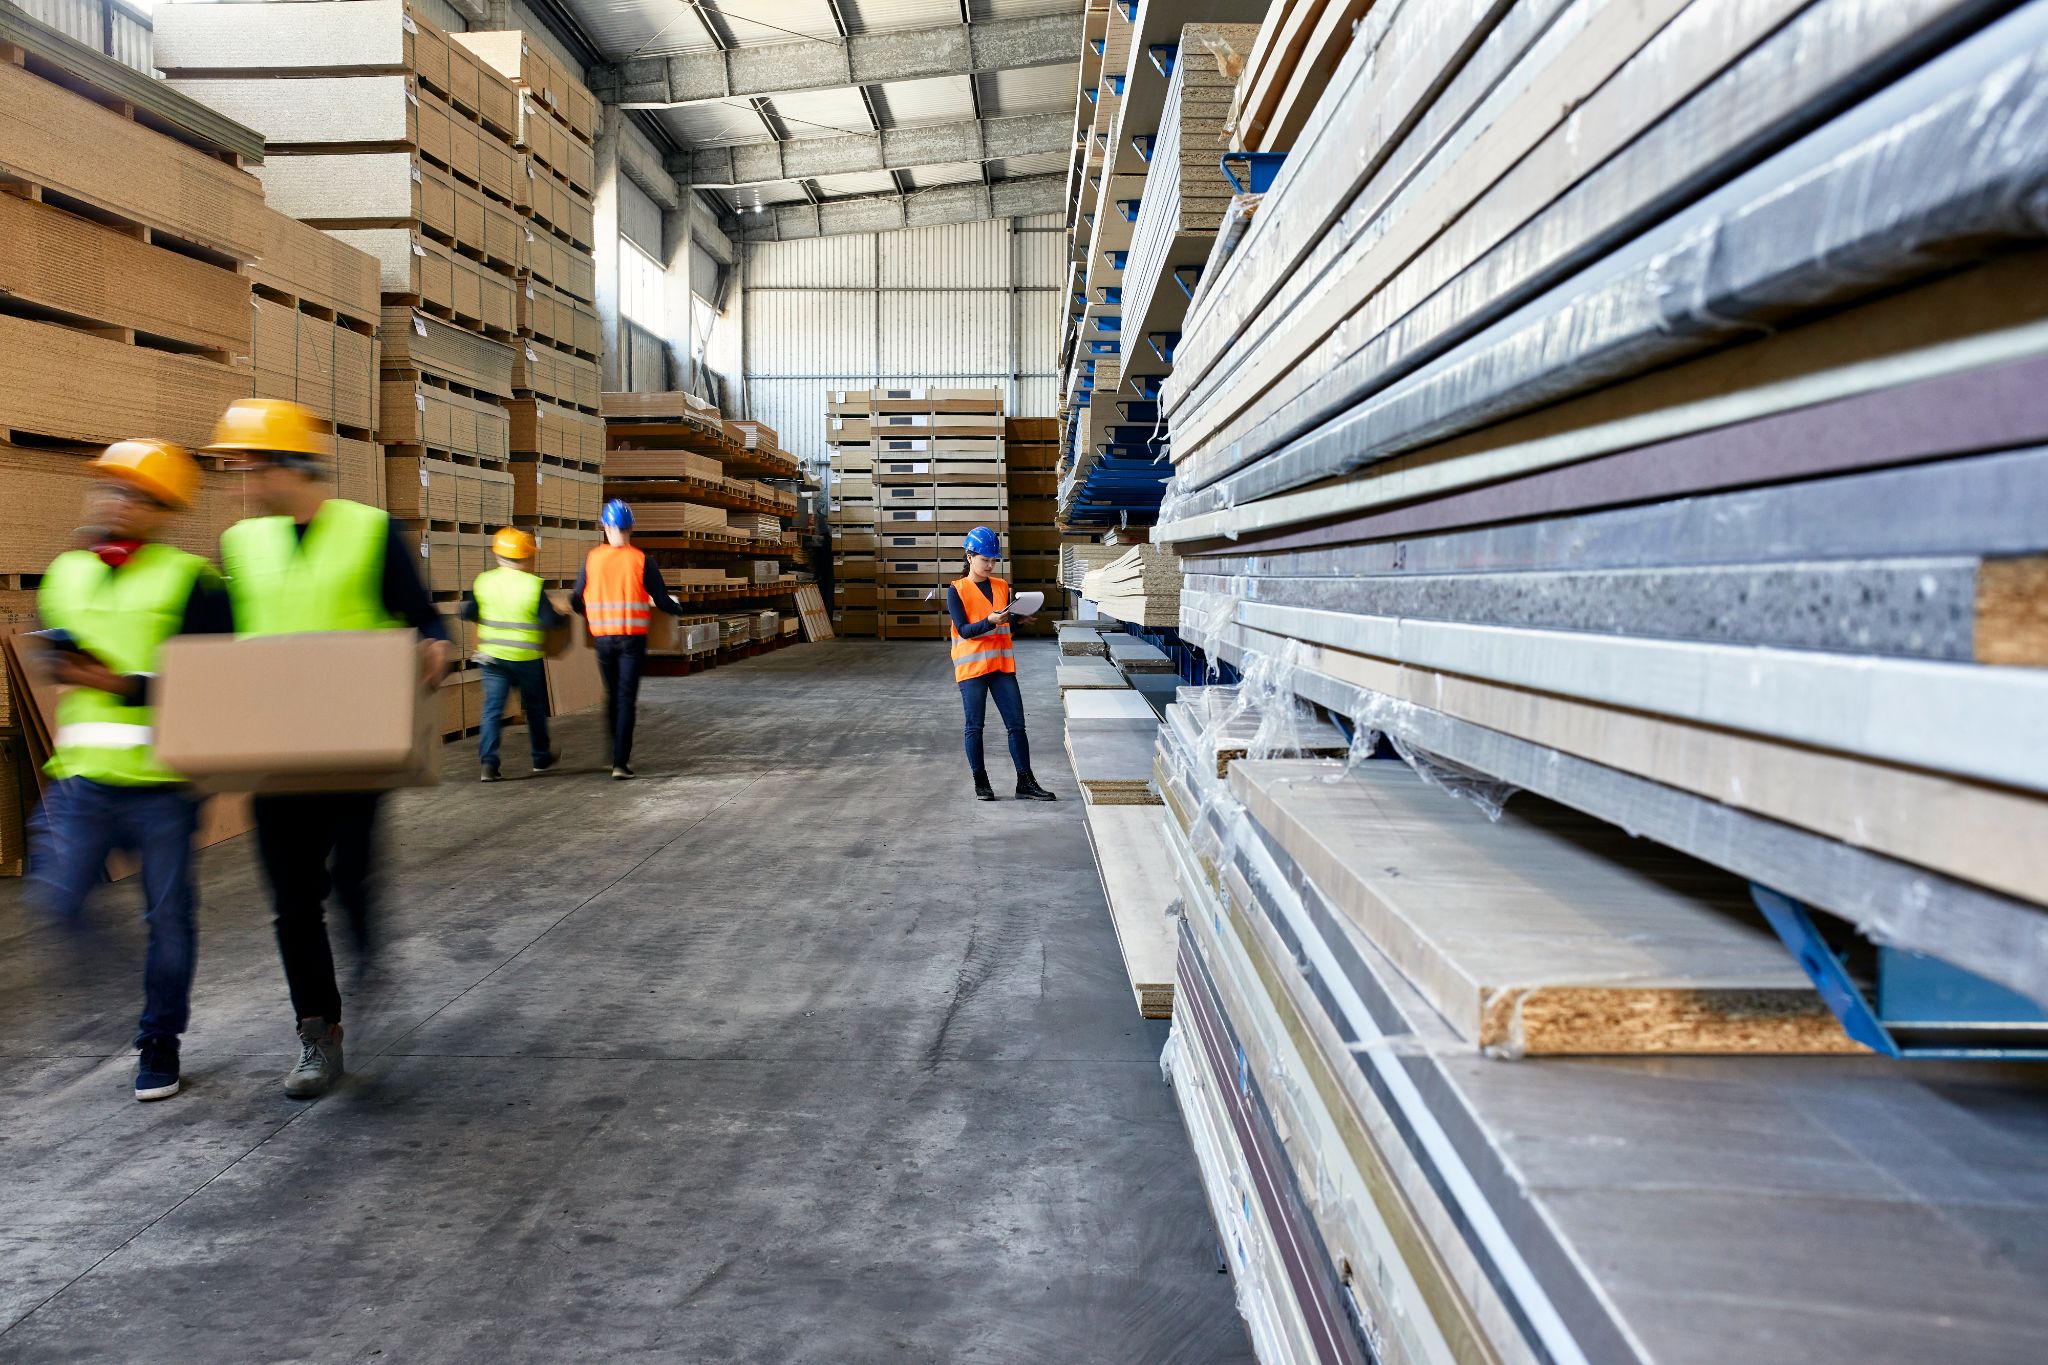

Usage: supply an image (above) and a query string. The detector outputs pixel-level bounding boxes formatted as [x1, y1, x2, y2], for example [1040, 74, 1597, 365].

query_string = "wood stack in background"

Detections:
[1109, 0, 2048, 1357]
[1004, 417, 1061, 636]
[824, 388, 876, 635]
[601, 393, 805, 669]
[869, 387, 1008, 641]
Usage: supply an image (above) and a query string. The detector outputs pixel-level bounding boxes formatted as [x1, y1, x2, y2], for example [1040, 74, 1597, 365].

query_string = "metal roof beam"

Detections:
[591, 12, 1081, 108]
[674, 111, 1067, 188]
[739, 174, 1065, 240]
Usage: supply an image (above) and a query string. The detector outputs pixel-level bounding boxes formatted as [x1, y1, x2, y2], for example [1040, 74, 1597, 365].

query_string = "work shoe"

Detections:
[134, 1037, 181, 1102]
[611, 765, 636, 780]
[480, 763, 501, 783]
[284, 1018, 344, 1099]
[532, 751, 558, 773]
[1015, 773, 1058, 802]
[973, 772, 996, 802]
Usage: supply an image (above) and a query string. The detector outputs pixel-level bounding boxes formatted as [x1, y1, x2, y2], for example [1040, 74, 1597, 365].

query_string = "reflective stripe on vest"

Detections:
[951, 576, 1016, 682]
[584, 544, 652, 636]
[474, 566, 547, 661]
[221, 499, 398, 637]
[38, 545, 212, 787]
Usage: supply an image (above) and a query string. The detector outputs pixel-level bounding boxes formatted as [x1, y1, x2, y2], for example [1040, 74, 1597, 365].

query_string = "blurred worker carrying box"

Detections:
[154, 631, 439, 791]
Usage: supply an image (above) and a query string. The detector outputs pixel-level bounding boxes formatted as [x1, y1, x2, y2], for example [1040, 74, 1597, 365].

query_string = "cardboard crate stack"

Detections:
[601, 393, 803, 665]
[823, 388, 878, 635]
[454, 27, 606, 580]
[868, 387, 1009, 641]
[1003, 417, 1062, 636]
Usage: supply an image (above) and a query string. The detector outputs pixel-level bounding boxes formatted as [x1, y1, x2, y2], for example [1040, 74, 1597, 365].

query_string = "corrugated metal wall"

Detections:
[17, 0, 153, 74]
[744, 212, 1064, 469]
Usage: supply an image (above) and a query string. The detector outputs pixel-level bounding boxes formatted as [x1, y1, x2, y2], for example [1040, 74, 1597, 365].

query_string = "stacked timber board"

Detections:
[826, 386, 1011, 641]
[1081, 544, 1181, 627]
[1003, 416, 1062, 635]
[1226, 0, 1365, 155]
[1105, 2, 2048, 1361]
[601, 392, 803, 664]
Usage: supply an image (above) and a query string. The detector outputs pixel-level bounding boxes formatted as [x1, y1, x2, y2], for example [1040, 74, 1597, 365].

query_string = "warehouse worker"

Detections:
[27, 441, 229, 1102]
[462, 527, 565, 782]
[948, 526, 1056, 803]
[207, 398, 453, 1100]
[570, 499, 683, 779]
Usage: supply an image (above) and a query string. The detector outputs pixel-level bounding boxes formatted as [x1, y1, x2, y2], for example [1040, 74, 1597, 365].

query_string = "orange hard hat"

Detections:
[95, 439, 201, 509]
[205, 398, 329, 459]
[493, 527, 537, 560]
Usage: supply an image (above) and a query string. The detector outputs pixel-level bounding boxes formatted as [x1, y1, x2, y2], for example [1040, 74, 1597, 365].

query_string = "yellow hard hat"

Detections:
[205, 398, 329, 459]
[95, 439, 201, 509]
[493, 527, 537, 560]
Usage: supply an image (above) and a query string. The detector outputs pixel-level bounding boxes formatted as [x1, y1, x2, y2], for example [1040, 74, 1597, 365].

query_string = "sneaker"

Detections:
[480, 763, 502, 783]
[1015, 773, 1058, 802]
[532, 751, 558, 773]
[611, 765, 635, 780]
[134, 1037, 181, 1102]
[972, 772, 996, 802]
[284, 1018, 344, 1099]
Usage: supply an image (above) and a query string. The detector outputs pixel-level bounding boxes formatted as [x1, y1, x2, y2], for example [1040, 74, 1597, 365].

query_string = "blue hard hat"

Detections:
[601, 498, 634, 530]
[963, 526, 1000, 558]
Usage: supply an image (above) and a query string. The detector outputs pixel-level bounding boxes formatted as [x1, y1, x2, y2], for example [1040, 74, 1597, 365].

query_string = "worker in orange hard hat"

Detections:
[207, 397, 453, 1100]
[26, 439, 232, 1103]
[461, 526, 567, 782]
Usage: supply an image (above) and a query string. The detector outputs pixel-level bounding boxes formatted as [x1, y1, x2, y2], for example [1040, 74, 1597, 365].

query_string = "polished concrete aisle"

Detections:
[0, 640, 1251, 1363]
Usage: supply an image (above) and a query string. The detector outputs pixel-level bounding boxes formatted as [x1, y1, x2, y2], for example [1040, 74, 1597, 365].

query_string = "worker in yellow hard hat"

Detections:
[206, 398, 453, 1100]
[27, 439, 231, 1103]
[461, 526, 566, 782]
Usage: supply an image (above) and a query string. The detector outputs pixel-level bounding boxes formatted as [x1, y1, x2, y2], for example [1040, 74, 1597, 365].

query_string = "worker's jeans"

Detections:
[594, 634, 648, 766]
[253, 792, 383, 1026]
[26, 777, 200, 1046]
[479, 657, 552, 768]
[959, 669, 1030, 776]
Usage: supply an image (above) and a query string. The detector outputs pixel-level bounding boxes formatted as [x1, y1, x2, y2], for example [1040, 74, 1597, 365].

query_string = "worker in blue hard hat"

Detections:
[946, 526, 1055, 802]
[570, 499, 684, 778]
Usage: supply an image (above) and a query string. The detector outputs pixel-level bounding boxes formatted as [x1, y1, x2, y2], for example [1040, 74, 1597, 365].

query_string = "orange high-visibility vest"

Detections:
[951, 576, 1015, 682]
[584, 544, 652, 636]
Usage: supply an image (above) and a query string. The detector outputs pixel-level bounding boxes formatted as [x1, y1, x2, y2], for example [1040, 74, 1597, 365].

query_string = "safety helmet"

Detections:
[601, 499, 634, 531]
[94, 439, 201, 510]
[204, 398, 329, 461]
[963, 526, 1000, 559]
[492, 527, 537, 560]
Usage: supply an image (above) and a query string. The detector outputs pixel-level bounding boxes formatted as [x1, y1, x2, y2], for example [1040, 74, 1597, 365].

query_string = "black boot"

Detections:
[1015, 773, 1057, 802]
[973, 772, 996, 801]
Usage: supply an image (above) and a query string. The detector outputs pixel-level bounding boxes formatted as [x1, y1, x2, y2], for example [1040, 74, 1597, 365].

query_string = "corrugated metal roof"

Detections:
[972, 0, 1084, 19]
[869, 74, 976, 127]
[704, 0, 844, 45]
[764, 87, 877, 138]
[901, 160, 986, 190]
[572, 0, 721, 58]
[975, 63, 1071, 117]
[724, 181, 814, 211]
[990, 150, 1067, 180]
[659, 102, 777, 146]
[812, 170, 902, 198]
[836, 0, 967, 33]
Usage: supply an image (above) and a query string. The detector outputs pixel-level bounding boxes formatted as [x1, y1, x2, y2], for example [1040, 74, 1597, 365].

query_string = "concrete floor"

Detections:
[0, 639, 1252, 1363]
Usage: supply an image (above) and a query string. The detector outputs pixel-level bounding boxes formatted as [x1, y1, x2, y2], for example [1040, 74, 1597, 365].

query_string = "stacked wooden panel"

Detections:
[1004, 416, 1062, 635]
[824, 388, 877, 635]
[0, 9, 265, 569]
[1226, 0, 1366, 154]
[601, 393, 804, 665]
[1107, 2, 2048, 1360]
[869, 387, 1008, 641]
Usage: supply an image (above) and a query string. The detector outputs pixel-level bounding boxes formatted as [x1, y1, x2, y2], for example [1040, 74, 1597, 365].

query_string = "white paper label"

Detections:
[411, 242, 426, 256]
[419, 464, 430, 487]
[525, 287, 535, 299]
[525, 347, 539, 362]
[402, 14, 417, 33]
[420, 538, 430, 558]
[525, 228, 536, 242]
[410, 166, 423, 183]
[415, 390, 426, 411]
[413, 318, 428, 337]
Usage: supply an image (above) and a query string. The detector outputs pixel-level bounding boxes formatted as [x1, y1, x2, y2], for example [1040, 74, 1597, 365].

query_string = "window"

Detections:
[619, 237, 667, 333]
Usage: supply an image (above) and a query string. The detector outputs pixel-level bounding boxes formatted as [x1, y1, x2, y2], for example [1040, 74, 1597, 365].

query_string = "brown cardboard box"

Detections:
[543, 591, 604, 714]
[155, 631, 437, 791]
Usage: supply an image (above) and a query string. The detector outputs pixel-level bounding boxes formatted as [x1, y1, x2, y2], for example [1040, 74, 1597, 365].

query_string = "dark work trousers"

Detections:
[959, 669, 1030, 776]
[595, 634, 649, 766]
[252, 791, 383, 1026]
[27, 777, 201, 1046]
[479, 656, 552, 768]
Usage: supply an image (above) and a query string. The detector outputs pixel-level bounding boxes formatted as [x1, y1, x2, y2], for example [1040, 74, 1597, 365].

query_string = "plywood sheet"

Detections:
[1082, 803, 1178, 1018]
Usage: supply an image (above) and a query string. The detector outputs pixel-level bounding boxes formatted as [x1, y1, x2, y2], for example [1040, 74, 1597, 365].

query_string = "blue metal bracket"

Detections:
[1087, 339, 1121, 355]
[1091, 38, 1105, 56]
[1102, 286, 1122, 305]
[1220, 151, 1288, 194]
[1116, 198, 1142, 222]
[1131, 134, 1154, 162]
[1148, 331, 1179, 363]
[1127, 375, 1163, 398]
[1172, 264, 1204, 299]
[1105, 249, 1128, 270]
[1084, 86, 1099, 105]
[1108, 73, 1127, 96]
[1749, 885, 2048, 1059]
[1115, 0, 1137, 20]
[1150, 43, 1179, 77]
[1092, 316, 1119, 334]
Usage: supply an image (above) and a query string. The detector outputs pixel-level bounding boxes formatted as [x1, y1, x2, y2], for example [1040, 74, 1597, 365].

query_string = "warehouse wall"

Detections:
[742, 212, 1065, 470]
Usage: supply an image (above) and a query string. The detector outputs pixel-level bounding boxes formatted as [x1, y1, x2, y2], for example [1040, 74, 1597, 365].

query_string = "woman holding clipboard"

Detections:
[946, 526, 1057, 803]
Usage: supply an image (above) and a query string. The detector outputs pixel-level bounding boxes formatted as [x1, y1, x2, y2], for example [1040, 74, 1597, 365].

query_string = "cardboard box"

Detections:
[155, 631, 437, 791]
[833, 609, 878, 635]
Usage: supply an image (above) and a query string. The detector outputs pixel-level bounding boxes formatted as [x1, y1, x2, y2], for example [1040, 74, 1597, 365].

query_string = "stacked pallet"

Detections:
[1126, 3, 2048, 1360]
[601, 392, 804, 666]
[1003, 416, 1062, 635]
[0, 8, 264, 555]
[824, 388, 877, 635]
[871, 387, 1009, 641]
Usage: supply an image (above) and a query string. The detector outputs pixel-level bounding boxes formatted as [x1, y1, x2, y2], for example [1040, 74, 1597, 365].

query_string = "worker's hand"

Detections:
[987, 610, 1010, 625]
[420, 637, 453, 687]
[44, 652, 127, 694]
